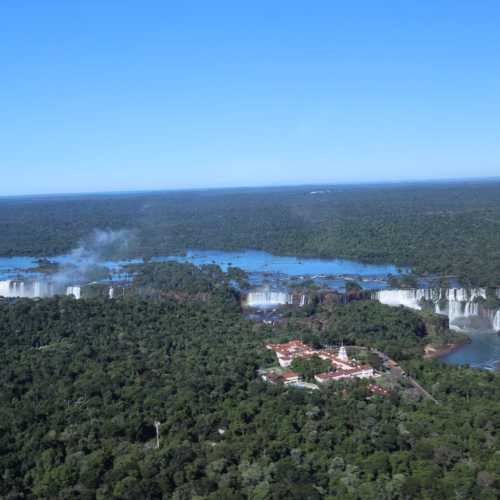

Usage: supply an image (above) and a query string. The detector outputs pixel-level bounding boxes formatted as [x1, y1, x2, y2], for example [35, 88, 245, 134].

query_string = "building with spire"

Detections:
[338, 343, 348, 362]
[265, 339, 376, 384]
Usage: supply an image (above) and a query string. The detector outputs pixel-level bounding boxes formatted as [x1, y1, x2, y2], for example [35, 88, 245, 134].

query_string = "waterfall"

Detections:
[492, 310, 500, 332]
[109, 286, 114, 299]
[31, 280, 54, 298]
[245, 286, 293, 308]
[32, 280, 56, 298]
[0, 279, 33, 298]
[372, 289, 439, 310]
[0, 280, 12, 297]
[66, 286, 81, 299]
[11, 281, 21, 296]
[464, 300, 479, 317]
[373, 287, 498, 329]
[299, 294, 306, 307]
[448, 288, 486, 302]
[1, 278, 68, 298]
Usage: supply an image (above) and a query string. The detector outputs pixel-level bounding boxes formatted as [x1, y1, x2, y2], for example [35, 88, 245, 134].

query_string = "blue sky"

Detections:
[1, 1, 499, 195]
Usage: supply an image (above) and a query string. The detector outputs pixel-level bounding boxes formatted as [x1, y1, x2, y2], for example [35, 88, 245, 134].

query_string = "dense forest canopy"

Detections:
[280, 300, 460, 362]
[1, 294, 500, 499]
[1, 180, 500, 285]
[127, 261, 247, 304]
[130, 261, 247, 290]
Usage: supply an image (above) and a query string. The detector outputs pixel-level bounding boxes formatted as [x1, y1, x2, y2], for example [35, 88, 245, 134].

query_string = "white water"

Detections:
[0, 279, 120, 301]
[244, 287, 312, 308]
[245, 286, 293, 308]
[373, 288, 500, 330]
[66, 286, 81, 299]
[0, 280, 13, 297]
[0, 279, 58, 298]
[493, 310, 500, 332]
[0, 278, 83, 299]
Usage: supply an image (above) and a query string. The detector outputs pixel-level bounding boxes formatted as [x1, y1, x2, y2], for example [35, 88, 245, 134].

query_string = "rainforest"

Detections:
[2, 183, 500, 499]
[0, 259, 500, 499]
[1, 181, 500, 286]
[4, 1, 500, 498]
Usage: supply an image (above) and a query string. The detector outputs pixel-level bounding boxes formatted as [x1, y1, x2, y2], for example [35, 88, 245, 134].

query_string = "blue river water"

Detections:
[0, 250, 405, 288]
[0, 256, 39, 279]
[4, 250, 497, 370]
[0, 255, 141, 280]
[153, 249, 406, 276]
[441, 330, 500, 371]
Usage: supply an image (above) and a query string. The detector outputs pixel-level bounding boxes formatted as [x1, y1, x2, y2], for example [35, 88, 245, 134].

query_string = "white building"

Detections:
[267, 340, 377, 385]
[338, 344, 348, 362]
[314, 365, 374, 384]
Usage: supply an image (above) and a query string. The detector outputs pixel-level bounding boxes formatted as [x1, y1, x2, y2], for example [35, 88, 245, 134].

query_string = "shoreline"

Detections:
[423, 337, 471, 360]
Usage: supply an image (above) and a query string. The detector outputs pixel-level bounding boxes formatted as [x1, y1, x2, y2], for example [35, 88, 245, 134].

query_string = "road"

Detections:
[346, 345, 439, 404]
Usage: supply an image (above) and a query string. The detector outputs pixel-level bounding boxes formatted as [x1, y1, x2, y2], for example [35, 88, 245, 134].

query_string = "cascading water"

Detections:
[0, 279, 34, 298]
[0, 278, 61, 298]
[493, 310, 500, 332]
[0, 280, 13, 297]
[66, 286, 81, 299]
[245, 286, 293, 308]
[372, 289, 426, 309]
[32, 280, 57, 298]
[373, 287, 499, 330]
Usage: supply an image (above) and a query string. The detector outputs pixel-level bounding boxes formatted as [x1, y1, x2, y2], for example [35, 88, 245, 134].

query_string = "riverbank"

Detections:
[424, 337, 471, 360]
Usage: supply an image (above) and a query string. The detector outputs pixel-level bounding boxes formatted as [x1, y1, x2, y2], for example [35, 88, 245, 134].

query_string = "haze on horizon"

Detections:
[1, 1, 500, 197]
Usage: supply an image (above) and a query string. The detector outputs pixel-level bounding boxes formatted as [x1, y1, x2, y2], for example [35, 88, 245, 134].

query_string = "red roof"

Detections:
[264, 372, 281, 383]
[267, 339, 375, 378]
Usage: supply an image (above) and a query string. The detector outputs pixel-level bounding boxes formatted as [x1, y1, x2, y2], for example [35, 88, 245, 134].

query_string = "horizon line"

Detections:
[1, 175, 500, 200]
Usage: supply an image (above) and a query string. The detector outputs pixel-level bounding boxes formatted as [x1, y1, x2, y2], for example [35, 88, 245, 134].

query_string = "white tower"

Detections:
[338, 343, 348, 362]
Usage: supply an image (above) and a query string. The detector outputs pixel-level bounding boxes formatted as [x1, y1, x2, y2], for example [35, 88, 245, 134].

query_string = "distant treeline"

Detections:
[1, 181, 500, 285]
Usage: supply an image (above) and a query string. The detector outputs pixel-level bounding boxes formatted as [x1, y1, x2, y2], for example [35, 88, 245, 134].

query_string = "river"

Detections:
[441, 330, 500, 371]
[1, 249, 498, 370]
[0, 249, 405, 290]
